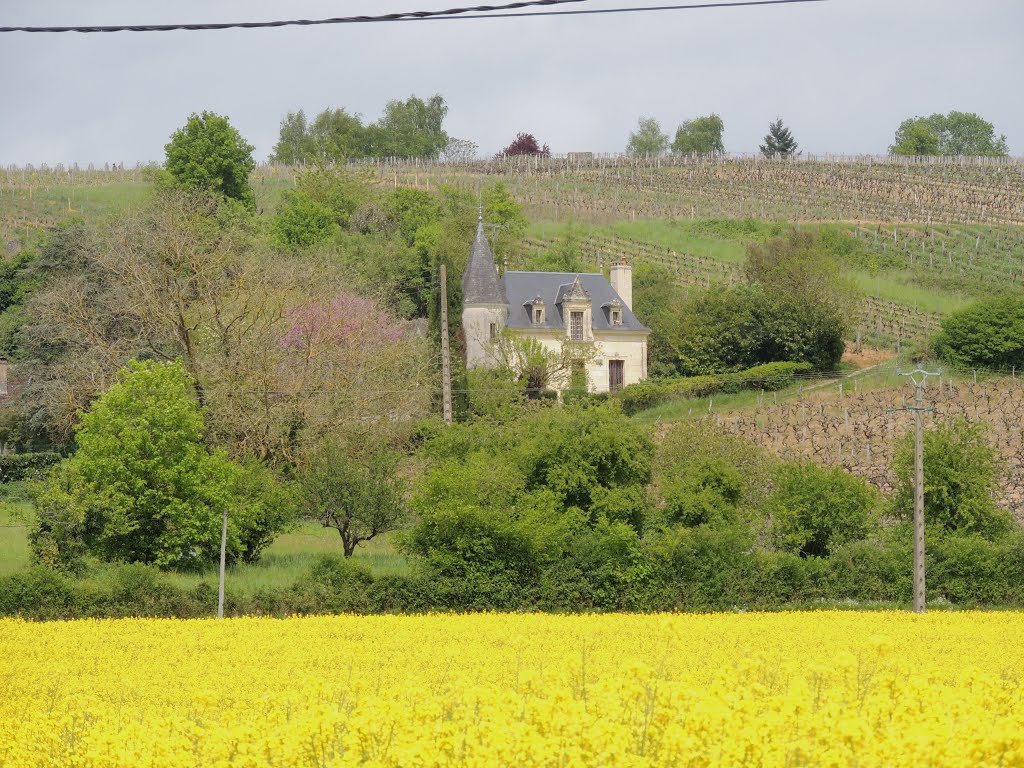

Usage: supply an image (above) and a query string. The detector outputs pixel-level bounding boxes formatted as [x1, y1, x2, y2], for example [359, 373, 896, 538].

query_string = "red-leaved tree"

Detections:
[497, 132, 551, 158]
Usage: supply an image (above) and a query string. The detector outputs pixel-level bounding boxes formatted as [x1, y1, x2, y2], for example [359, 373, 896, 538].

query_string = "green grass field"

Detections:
[0, 492, 410, 592]
[0, 500, 33, 576]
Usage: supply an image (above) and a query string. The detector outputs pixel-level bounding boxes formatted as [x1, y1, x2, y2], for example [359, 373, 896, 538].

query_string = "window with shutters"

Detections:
[570, 311, 584, 341]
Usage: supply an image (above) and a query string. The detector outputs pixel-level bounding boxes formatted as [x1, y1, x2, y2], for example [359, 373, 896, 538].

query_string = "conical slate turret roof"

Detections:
[462, 217, 507, 305]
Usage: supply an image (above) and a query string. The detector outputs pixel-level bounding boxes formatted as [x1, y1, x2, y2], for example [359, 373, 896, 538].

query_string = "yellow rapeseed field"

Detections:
[1, 612, 1022, 767]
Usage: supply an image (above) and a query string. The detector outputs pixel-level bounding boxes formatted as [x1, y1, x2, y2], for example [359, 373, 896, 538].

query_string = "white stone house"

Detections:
[462, 217, 649, 393]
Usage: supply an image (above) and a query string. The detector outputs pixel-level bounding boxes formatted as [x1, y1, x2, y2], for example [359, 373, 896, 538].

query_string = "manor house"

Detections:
[462, 216, 649, 393]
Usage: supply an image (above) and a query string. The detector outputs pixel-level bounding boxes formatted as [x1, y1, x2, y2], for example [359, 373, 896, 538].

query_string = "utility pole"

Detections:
[217, 508, 228, 619]
[898, 367, 940, 613]
[439, 264, 453, 425]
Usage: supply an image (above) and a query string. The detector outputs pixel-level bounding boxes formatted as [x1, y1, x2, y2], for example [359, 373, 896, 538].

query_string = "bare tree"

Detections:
[17, 190, 432, 460]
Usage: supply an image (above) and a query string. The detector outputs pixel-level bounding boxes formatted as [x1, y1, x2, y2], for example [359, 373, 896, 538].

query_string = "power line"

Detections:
[0, 0, 584, 34]
[0, 0, 828, 34]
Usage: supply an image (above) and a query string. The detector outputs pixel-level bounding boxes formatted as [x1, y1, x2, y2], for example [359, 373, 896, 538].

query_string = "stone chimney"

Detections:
[609, 260, 632, 310]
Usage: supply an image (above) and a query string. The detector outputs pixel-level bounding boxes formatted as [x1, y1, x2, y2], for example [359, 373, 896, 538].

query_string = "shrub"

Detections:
[618, 362, 816, 415]
[282, 555, 376, 614]
[934, 295, 1024, 371]
[929, 534, 1005, 605]
[767, 462, 877, 558]
[0, 567, 78, 620]
[826, 537, 911, 603]
[891, 419, 1013, 540]
[738, 362, 815, 391]
[400, 503, 539, 611]
[0, 452, 61, 482]
[272, 191, 339, 248]
[645, 524, 756, 610]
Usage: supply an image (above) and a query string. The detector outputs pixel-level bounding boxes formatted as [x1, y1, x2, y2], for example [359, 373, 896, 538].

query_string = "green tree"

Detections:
[767, 462, 876, 557]
[481, 182, 527, 261]
[890, 111, 1009, 156]
[652, 421, 775, 532]
[270, 110, 315, 165]
[632, 264, 685, 376]
[671, 114, 725, 155]
[626, 117, 669, 156]
[745, 229, 853, 370]
[759, 118, 798, 158]
[892, 420, 1013, 540]
[889, 119, 940, 156]
[933, 295, 1024, 371]
[164, 112, 256, 208]
[30, 360, 288, 568]
[367, 95, 450, 159]
[299, 438, 408, 557]
[672, 286, 764, 374]
[308, 108, 369, 161]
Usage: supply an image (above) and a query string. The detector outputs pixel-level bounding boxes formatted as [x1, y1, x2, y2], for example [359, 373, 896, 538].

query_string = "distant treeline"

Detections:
[269, 94, 476, 165]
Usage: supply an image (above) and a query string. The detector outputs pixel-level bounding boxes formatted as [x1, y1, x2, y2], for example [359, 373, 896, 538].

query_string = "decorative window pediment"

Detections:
[563, 275, 590, 303]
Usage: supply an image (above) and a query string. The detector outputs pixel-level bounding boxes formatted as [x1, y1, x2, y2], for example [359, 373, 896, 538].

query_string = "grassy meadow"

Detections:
[1, 496, 410, 592]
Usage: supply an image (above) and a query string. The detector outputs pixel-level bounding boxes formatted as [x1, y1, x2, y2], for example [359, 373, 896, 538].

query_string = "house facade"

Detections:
[462, 217, 649, 393]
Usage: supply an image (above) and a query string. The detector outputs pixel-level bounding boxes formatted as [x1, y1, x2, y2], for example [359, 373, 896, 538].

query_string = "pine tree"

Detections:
[759, 118, 798, 158]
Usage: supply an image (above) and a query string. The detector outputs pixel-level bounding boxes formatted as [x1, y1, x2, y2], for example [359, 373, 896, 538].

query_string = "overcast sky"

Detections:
[1, 0, 1021, 165]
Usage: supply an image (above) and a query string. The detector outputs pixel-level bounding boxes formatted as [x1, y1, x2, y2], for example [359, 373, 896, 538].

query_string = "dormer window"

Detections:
[603, 298, 624, 327]
[558, 275, 593, 343]
[525, 296, 545, 325]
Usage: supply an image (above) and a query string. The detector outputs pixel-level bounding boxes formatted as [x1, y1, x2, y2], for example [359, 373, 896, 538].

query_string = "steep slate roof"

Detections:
[502, 272, 649, 332]
[461, 219, 507, 305]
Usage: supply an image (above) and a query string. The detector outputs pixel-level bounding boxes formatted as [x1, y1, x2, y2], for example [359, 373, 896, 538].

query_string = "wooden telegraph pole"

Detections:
[899, 367, 939, 613]
[440, 264, 453, 425]
[217, 508, 228, 619]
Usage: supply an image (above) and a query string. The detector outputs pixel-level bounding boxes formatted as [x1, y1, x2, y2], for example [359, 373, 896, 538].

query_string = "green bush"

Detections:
[0, 567, 79, 620]
[825, 537, 911, 603]
[929, 534, 1008, 605]
[272, 191, 340, 248]
[400, 504, 539, 611]
[280, 555, 376, 614]
[767, 462, 878, 558]
[0, 452, 61, 482]
[934, 295, 1024, 371]
[891, 419, 1013, 540]
[30, 360, 293, 569]
[738, 362, 815, 390]
[618, 362, 816, 415]
[561, 390, 610, 407]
